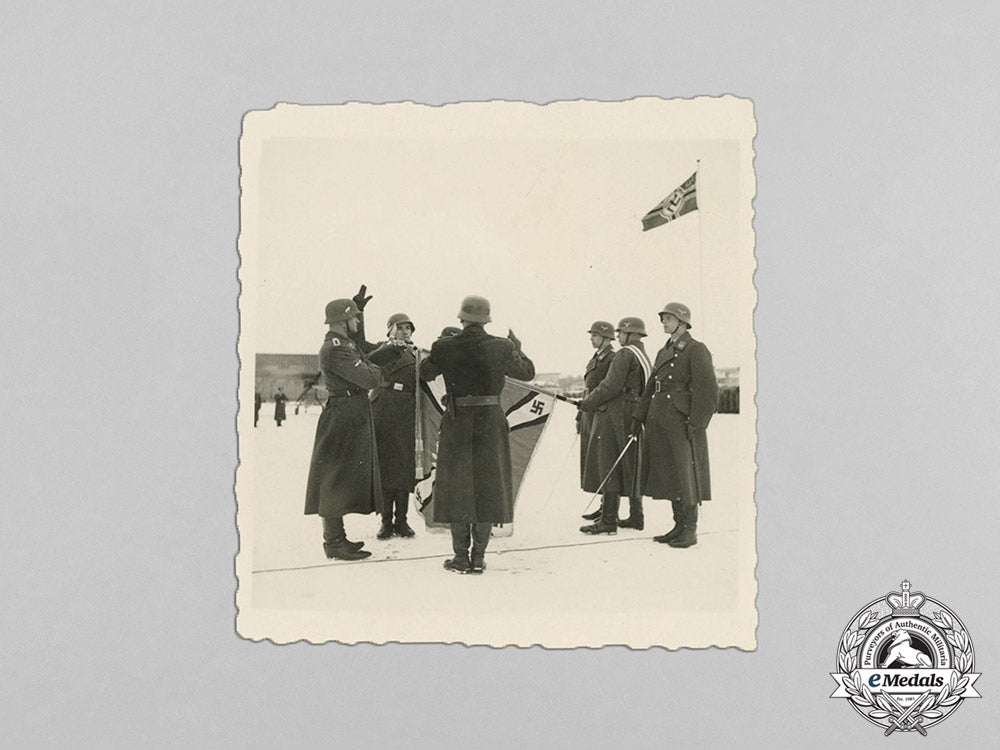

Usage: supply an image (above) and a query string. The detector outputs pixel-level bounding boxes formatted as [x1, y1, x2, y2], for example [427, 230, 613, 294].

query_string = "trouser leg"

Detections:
[619, 496, 644, 529]
[394, 490, 415, 536]
[377, 491, 395, 539]
[444, 523, 472, 573]
[450, 523, 472, 558]
[322, 515, 345, 545]
[601, 493, 619, 526]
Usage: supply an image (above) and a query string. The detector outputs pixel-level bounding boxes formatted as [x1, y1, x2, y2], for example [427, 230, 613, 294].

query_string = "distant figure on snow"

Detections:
[273, 387, 288, 426]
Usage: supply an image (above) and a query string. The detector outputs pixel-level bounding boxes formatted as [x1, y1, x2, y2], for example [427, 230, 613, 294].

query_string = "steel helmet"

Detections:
[457, 295, 491, 324]
[658, 302, 692, 328]
[615, 317, 647, 337]
[587, 321, 615, 339]
[386, 312, 415, 333]
[439, 326, 461, 338]
[325, 298, 360, 324]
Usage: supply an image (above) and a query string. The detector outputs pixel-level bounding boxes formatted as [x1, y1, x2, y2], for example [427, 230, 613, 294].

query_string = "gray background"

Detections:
[3, 3, 997, 747]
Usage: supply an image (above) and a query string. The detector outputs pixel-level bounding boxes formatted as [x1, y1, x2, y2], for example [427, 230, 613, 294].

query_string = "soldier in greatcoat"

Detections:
[631, 303, 718, 548]
[366, 312, 422, 540]
[419, 295, 535, 574]
[303, 297, 384, 561]
[273, 387, 288, 426]
[578, 321, 615, 522]
[578, 317, 651, 535]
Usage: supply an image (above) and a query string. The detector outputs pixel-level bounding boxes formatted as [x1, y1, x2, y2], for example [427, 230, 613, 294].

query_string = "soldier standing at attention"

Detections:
[579, 321, 615, 523]
[419, 295, 535, 574]
[368, 312, 422, 540]
[578, 317, 651, 535]
[303, 298, 384, 561]
[631, 303, 718, 548]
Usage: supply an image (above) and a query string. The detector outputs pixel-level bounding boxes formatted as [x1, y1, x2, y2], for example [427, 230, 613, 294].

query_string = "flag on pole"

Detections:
[641, 172, 698, 231]
[414, 373, 555, 536]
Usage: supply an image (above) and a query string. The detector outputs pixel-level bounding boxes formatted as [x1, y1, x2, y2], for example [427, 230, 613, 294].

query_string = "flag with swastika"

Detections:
[414, 375, 555, 537]
[641, 171, 698, 231]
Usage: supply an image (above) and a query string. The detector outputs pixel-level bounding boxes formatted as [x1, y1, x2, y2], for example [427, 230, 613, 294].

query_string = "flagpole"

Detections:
[696, 160, 705, 331]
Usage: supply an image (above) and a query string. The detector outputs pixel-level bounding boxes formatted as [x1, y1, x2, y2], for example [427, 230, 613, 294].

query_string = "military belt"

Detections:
[654, 380, 688, 394]
[453, 395, 501, 407]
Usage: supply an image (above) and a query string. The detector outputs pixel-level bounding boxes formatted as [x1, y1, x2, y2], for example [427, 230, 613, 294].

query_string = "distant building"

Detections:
[255, 353, 320, 401]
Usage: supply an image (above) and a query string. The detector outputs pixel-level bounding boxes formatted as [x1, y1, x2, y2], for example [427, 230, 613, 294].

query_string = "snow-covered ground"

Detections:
[237, 400, 756, 648]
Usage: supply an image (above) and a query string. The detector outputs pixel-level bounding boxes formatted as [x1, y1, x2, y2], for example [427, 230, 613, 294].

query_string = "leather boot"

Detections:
[667, 504, 698, 548]
[619, 497, 644, 530]
[444, 523, 471, 573]
[469, 523, 491, 574]
[581, 508, 602, 521]
[653, 500, 684, 543]
[323, 516, 372, 560]
[326, 539, 372, 560]
[376, 513, 395, 539]
[393, 491, 416, 537]
[581, 493, 618, 535]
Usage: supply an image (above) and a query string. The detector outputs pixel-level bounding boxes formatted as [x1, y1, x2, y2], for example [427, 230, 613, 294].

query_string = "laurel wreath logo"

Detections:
[836, 608, 974, 728]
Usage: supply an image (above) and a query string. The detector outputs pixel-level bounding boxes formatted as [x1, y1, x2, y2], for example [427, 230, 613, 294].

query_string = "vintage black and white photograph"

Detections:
[236, 97, 757, 646]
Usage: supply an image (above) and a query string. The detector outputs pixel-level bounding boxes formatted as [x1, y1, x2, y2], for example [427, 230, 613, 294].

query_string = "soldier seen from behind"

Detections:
[303, 297, 385, 561]
[631, 303, 718, 548]
[578, 317, 651, 534]
[419, 295, 535, 574]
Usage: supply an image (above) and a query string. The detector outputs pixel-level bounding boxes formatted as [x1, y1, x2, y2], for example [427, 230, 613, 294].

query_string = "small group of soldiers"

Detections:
[300, 284, 717, 571]
[303, 287, 535, 574]
[575, 303, 718, 548]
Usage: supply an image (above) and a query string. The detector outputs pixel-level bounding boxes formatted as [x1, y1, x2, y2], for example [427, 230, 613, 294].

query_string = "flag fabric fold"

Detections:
[642, 172, 698, 231]
[414, 373, 555, 536]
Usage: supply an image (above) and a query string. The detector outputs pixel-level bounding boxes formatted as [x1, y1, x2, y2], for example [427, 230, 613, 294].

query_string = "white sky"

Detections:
[242, 100, 755, 375]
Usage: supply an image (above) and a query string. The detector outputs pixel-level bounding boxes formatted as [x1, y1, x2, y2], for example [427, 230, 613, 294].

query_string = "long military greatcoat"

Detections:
[273, 391, 287, 422]
[633, 330, 718, 505]
[579, 344, 647, 495]
[367, 342, 420, 492]
[578, 344, 614, 484]
[304, 331, 385, 518]
[419, 324, 535, 524]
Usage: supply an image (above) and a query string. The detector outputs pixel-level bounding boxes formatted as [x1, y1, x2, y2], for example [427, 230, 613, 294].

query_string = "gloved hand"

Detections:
[575, 411, 582, 434]
[352, 284, 373, 311]
[507, 329, 522, 350]
[629, 419, 644, 437]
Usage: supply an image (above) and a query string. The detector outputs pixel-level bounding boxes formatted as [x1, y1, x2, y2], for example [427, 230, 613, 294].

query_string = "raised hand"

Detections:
[352, 284, 373, 311]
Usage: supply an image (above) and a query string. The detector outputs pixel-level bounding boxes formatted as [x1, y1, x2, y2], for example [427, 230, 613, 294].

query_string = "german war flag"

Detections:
[414, 374, 555, 537]
[642, 172, 698, 231]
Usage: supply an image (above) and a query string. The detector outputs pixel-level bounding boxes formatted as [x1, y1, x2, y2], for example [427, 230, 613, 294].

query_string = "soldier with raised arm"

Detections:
[303, 297, 384, 561]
